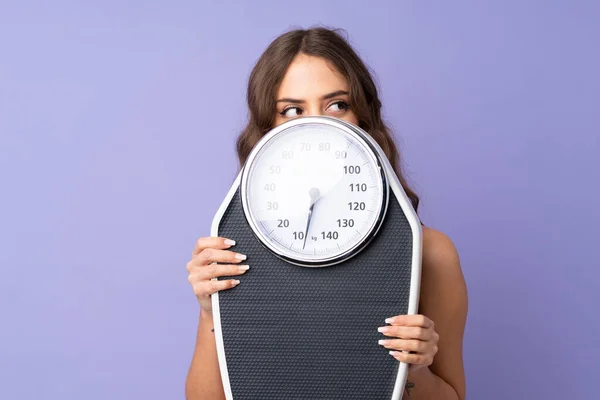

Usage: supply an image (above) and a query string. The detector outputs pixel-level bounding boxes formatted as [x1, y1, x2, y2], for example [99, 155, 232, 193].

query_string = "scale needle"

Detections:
[302, 187, 321, 250]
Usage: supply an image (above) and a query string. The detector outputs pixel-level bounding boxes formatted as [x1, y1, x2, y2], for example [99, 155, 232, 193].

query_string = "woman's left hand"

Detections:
[377, 314, 440, 372]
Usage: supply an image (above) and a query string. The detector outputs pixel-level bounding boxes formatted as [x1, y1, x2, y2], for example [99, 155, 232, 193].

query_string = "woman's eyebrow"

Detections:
[276, 90, 349, 104]
[276, 97, 305, 104]
[322, 90, 349, 100]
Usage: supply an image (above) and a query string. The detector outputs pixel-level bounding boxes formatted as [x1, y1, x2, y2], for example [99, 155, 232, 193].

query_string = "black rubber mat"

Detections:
[216, 188, 415, 399]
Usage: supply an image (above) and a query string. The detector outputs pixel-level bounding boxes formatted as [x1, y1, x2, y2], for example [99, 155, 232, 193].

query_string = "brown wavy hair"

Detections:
[236, 27, 420, 212]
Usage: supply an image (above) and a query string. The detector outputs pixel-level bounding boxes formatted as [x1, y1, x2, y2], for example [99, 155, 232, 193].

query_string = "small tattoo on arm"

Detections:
[405, 380, 415, 396]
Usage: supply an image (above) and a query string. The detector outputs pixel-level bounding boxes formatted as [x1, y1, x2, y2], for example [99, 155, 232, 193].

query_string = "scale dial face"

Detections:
[241, 118, 388, 266]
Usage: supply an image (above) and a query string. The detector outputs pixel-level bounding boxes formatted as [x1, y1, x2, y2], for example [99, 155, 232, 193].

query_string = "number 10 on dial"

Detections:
[241, 117, 388, 266]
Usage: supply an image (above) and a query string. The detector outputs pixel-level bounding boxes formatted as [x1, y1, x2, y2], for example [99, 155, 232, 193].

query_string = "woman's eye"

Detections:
[280, 107, 302, 117]
[327, 101, 350, 112]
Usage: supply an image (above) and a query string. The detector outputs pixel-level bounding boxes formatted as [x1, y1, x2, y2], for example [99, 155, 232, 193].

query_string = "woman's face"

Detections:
[274, 54, 359, 127]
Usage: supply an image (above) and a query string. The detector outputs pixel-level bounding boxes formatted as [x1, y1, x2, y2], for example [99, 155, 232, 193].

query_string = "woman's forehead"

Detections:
[277, 54, 349, 99]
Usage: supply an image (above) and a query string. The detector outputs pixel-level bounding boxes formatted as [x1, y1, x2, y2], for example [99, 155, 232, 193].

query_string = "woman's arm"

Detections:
[185, 310, 226, 400]
[403, 227, 468, 399]
[185, 236, 247, 400]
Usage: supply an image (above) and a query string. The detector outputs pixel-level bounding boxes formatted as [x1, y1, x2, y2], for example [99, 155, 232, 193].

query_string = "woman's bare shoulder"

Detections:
[421, 226, 462, 274]
[420, 226, 467, 306]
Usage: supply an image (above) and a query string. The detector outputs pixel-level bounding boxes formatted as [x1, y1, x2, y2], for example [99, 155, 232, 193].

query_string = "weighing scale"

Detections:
[211, 116, 422, 399]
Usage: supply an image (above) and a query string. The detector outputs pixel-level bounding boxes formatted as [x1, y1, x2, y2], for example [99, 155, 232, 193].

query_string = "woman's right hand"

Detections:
[187, 236, 249, 315]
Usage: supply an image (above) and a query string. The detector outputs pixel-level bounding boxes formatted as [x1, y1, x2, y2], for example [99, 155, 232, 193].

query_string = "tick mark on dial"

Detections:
[271, 235, 284, 246]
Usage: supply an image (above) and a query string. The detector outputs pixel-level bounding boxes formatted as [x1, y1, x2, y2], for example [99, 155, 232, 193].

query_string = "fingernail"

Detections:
[378, 340, 387, 345]
[389, 351, 399, 356]
[232, 279, 240, 286]
[224, 239, 236, 246]
[238, 265, 250, 272]
[235, 253, 247, 260]
[377, 327, 389, 333]
[385, 317, 395, 324]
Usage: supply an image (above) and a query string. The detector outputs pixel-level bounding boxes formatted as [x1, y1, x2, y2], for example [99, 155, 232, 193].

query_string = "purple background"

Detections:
[1, 1, 598, 399]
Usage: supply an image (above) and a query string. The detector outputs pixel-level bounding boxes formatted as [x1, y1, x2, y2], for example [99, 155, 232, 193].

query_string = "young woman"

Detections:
[185, 27, 468, 400]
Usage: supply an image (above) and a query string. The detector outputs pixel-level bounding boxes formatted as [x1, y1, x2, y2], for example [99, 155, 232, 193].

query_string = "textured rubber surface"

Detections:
[216, 189, 414, 399]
